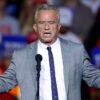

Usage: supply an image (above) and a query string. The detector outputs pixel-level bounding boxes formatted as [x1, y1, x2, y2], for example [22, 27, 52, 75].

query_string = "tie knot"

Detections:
[47, 46, 51, 51]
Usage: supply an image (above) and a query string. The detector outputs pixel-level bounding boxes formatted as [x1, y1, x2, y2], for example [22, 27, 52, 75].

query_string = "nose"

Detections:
[44, 23, 49, 30]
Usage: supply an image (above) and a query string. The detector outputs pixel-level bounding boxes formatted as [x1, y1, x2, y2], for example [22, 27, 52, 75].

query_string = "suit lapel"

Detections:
[60, 38, 70, 99]
[28, 40, 38, 67]
[27, 41, 38, 89]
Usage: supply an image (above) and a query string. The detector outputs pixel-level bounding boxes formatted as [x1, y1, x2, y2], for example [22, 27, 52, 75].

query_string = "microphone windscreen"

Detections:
[35, 54, 42, 62]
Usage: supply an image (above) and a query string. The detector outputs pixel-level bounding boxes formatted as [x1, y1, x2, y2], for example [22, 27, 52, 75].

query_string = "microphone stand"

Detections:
[35, 54, 42, 100]
[36, 63, 41, 100]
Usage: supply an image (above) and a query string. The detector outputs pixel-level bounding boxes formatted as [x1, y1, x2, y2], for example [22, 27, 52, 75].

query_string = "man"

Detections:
[0, 4, 100, 100]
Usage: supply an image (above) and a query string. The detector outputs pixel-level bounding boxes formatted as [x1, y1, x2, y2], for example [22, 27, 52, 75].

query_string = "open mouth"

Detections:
[44, 32, 51, 36]
[44, 32, 51, 34]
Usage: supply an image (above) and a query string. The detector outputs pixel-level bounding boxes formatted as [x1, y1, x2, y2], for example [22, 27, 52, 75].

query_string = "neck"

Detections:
[41, 38, 57, 46]
[44, 42, 54, 46]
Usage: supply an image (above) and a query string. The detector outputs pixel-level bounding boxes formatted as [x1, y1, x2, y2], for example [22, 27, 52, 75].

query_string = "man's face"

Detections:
[33, 10, 61, 45]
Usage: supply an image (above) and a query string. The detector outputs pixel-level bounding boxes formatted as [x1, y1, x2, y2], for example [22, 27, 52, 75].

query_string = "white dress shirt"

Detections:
[37, 38, 67, 100]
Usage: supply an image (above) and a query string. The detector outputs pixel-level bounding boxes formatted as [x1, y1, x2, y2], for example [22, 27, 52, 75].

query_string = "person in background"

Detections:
[80, 0, 100, 15]
[85, 7, 100, 54]
[58, 6, 81, 44]
[0, 0, 20, 35]
[63, 0, 94, 43]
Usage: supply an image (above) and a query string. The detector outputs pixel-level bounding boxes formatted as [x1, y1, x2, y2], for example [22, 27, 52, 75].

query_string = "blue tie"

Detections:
[47, 47, 59, 100]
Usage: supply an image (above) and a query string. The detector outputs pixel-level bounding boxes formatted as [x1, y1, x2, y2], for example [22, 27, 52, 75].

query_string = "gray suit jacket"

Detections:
[0, 38, 100, 100]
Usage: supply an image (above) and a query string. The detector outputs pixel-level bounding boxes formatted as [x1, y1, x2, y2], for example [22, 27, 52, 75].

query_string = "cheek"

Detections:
[38, 26, 44, 32]
[53, 26, 60, 32]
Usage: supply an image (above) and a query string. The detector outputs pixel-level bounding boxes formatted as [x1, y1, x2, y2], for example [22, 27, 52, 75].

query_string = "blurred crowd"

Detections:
[0, 0, 100, 100]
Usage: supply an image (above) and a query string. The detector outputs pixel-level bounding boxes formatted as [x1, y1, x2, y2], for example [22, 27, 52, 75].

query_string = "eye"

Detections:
[38, 21, 45, 24]
[49, 21, 56, 24]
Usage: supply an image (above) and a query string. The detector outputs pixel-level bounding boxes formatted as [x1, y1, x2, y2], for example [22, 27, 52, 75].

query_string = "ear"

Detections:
[33, 24, 37, 32]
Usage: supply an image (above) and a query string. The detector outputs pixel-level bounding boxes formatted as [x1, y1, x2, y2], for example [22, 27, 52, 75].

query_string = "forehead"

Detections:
[36, 10, 58, 20]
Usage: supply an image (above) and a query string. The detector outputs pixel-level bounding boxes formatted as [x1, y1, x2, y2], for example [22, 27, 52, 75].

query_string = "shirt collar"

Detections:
[38, 38, 60, 49]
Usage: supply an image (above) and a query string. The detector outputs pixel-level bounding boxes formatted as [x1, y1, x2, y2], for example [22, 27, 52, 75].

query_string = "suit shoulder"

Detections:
[68, 40, 83, 47]
[13, 41, 37, 56]
[60, 37, 83, 48]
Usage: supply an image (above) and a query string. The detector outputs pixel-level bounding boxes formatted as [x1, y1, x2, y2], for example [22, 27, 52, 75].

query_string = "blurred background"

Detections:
[0, 0, 100, 100]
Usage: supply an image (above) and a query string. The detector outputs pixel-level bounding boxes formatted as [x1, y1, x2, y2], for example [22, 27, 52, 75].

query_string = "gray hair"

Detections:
[34, 4, 60, 23]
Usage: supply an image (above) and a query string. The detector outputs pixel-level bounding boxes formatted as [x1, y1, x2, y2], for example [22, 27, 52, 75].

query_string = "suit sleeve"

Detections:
[0, 51, 18, 93]
[82, 45, 100, 88]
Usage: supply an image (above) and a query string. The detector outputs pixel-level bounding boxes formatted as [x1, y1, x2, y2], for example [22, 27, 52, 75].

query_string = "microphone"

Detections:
[35, 54, 42, 100]
[35, 54, 42, 72]
[35, 54, 42, 61]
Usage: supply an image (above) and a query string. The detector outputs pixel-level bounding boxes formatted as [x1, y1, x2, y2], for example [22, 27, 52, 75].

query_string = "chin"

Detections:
[43, 40, 53, 44]
[43, 38, 51, 42]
